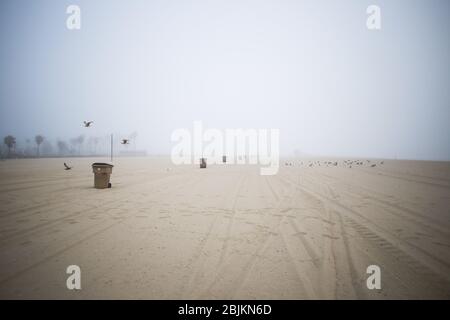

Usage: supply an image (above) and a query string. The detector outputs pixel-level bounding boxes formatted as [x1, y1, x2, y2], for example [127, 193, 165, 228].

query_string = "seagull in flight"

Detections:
[64, 163, 72, 170]
[83, 121, 93, 127]
[121, 139, 130, 145]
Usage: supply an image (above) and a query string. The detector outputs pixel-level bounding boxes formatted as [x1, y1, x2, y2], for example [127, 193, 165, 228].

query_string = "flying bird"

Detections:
[83, 121, 93, 127]
[121, 139, 130, 145]
[64, 163, 72, 170]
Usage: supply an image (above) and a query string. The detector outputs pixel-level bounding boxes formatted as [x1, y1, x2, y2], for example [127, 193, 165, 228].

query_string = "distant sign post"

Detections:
[111, 134, 113, 163]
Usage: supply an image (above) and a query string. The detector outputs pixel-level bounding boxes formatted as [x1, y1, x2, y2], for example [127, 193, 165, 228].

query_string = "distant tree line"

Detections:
[1, 134, 108, 159]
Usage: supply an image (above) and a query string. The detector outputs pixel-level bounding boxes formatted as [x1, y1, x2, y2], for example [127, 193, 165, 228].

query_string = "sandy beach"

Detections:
[0, 157, 449, 299]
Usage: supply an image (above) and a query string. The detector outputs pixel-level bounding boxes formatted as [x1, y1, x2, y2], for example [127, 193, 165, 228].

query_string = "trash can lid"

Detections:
[92, 162, 114, 168]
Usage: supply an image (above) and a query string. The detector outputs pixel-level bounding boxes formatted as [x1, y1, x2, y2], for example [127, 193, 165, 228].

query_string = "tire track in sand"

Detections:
[179, 172, 247, 299]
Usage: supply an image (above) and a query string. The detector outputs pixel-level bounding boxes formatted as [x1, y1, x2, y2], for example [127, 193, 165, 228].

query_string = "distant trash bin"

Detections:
[92, 162, 113, 189]
[222, 155, 226, 163]
[200, 158, 207, 169]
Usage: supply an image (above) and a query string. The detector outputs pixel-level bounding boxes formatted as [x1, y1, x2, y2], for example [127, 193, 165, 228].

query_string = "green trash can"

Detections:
[92, 162, 113, 189]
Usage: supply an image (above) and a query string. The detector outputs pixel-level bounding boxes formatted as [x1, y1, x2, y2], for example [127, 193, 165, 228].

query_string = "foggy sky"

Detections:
[0, 0, 449, 159]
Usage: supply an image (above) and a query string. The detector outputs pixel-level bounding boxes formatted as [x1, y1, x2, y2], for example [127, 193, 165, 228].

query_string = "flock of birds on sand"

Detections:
[285, 159, 385, 169]
[63, 120, 132, 170]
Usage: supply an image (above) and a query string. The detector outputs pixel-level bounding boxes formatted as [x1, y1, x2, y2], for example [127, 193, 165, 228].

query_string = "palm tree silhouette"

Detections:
[3, 135, 16, 157]
[35, 135, 44, 157]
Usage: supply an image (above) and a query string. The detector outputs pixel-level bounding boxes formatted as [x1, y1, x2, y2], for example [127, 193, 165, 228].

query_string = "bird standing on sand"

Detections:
[83, 121, 93, 127]
[64, 163, 72, 170]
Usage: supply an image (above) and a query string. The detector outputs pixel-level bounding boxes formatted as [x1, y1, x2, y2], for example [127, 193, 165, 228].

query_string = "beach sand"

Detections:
[0, 157, 449, 299]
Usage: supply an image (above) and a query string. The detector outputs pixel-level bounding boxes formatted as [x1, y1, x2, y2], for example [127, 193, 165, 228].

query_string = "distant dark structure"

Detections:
[200, 158, 207, 169]
[222, 155, 226, 163]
